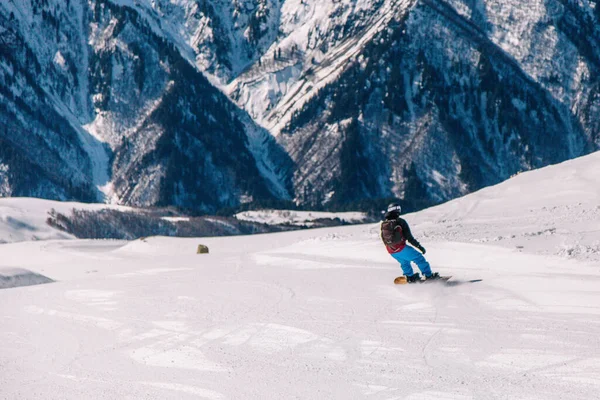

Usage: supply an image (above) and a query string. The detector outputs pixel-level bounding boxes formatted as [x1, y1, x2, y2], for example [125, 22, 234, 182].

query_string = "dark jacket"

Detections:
[382, 213, 424, 254]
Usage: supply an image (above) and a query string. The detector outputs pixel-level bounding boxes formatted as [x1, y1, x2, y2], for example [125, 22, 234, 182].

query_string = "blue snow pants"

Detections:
[391, 246, 432, 277]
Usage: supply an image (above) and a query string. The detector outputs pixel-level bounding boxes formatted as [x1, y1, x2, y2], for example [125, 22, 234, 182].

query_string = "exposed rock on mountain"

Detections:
[1, 0, 598, 211]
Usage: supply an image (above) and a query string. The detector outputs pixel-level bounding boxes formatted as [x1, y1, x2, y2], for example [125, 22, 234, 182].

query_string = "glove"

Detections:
[418, 246, 426, 254]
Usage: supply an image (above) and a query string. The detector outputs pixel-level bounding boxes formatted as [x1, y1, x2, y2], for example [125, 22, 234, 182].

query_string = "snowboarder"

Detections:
[381, 203, 440, 283]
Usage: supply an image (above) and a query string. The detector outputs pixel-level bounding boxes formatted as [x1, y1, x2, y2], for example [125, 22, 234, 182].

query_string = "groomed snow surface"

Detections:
[2, 152, 600, 399]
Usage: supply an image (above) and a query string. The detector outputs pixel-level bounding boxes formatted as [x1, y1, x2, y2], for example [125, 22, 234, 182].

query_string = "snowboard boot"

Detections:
[406, 273, 422, 284]
[424, 272, 441, 281]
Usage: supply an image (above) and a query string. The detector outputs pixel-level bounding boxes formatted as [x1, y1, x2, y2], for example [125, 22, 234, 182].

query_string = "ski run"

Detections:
[1, 152, 600, 399]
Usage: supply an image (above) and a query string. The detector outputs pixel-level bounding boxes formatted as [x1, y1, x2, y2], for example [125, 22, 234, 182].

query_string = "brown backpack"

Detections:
[381, 219, 404, 245]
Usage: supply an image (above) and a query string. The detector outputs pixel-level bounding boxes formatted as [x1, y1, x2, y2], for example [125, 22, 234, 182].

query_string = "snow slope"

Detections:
[411, 150, 600, 263]
[1, 152, 600, 399]
[0, 198, 132, 244]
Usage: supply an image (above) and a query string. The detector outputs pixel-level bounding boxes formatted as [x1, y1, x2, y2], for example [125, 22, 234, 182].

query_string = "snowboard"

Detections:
[394, 275, 451, 285]
[394, 276, 482, 286]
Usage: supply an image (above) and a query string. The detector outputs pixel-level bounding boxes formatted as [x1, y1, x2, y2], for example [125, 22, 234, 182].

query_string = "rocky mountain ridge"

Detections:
[0, 0, 598, 212]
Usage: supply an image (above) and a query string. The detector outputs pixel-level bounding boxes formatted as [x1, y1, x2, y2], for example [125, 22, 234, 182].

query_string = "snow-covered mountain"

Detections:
[0, 0, 291, 212]
[1, 0, 599, 212]
[1, 143, 600, 399]
[227, 0, 600, 207]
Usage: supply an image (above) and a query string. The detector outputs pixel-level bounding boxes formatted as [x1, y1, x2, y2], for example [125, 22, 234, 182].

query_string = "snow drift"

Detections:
[0, 268, 54, 289]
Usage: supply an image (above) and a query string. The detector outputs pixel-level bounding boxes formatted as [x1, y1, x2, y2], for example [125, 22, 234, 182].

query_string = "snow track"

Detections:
[1, 230, 599, 399]
[1, 153, 600, 398]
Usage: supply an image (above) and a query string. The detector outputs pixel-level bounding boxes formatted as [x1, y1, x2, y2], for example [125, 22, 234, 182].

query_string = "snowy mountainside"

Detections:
[227, 0, 410, 128]
[0, 3, 102, 202]
[146, 0, 282, 82]
[1, 0, 599, 213]
[0, 0, 291, 212]
[242, 0, 599, 207]
[1, 143, 600, 399]
[452, 0, 600, 142]
[217, 0, 599, 208]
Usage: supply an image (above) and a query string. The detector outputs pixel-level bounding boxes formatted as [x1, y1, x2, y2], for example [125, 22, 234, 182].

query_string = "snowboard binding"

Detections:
[394, 272, 450, 285]
[394, 273, 421, 284]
